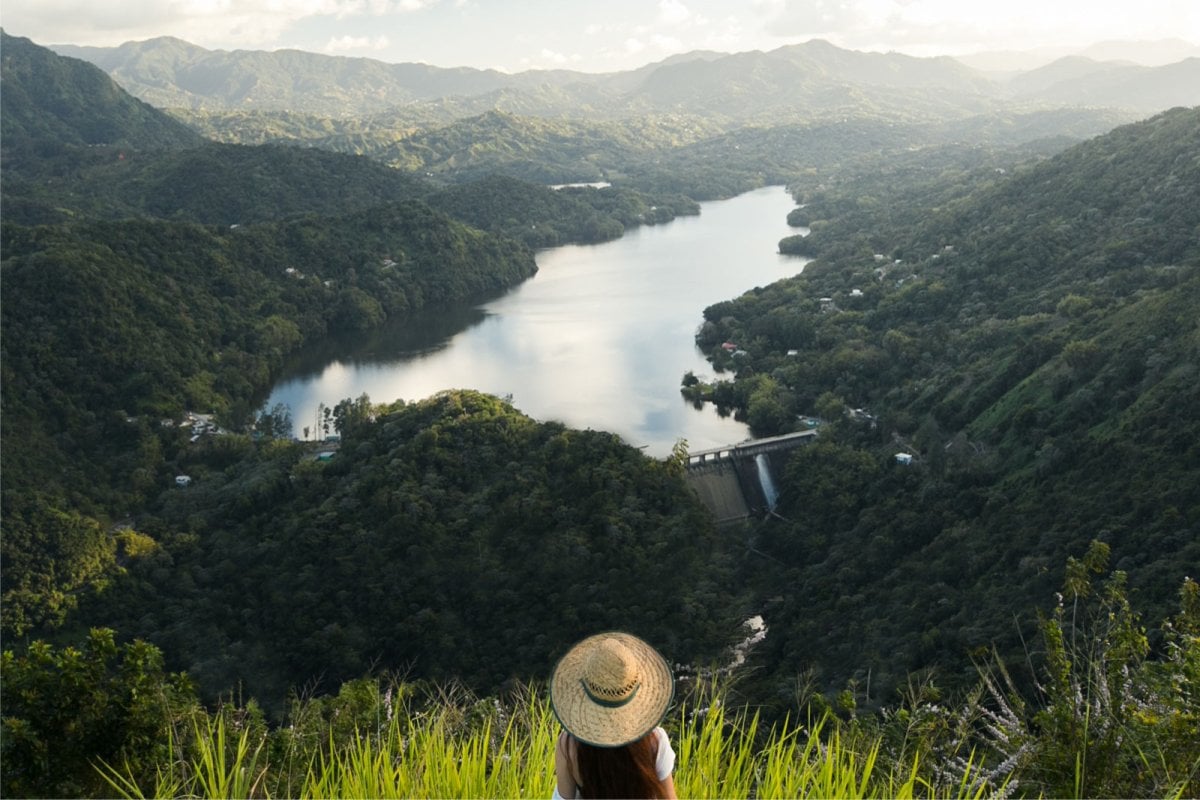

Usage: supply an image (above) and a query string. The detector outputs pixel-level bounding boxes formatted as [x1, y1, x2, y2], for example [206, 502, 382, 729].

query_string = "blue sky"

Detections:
[3, 0, 1198, 72]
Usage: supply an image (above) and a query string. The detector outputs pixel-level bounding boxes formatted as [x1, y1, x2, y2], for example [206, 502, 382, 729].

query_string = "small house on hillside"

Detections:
[894, 453, 913, 466]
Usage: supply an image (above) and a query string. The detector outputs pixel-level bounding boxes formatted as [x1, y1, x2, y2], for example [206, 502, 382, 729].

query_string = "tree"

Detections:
[1, 497, 117, 637]
[814, 391, 845, 422]
[332, 393, 375, 437]
[255, 402, 294, 439]
[1, 629, 198, 798]
[747, 376, 793, 435]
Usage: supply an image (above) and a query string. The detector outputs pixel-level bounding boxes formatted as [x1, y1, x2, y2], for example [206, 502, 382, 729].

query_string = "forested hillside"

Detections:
[43, 32, 1178, 198]
[0, 39, 539, 638]
[0, 31, 200, 151]
[689, 107, 1200, 701]
[48, 34, 589, 114]
[0, 206, 536, 633]
[67, 390, 734, 706]
[0, 35, 721, 675]
[425, 174, 698, 246]
[158, 100, 1131, 201]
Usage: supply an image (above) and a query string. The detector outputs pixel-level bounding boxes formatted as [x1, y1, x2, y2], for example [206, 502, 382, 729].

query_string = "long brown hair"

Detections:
[575, 730, 666, 799]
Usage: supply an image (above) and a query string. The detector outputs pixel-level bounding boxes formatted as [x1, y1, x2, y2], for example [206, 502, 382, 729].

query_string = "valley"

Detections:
[1, 25, 1197, 798]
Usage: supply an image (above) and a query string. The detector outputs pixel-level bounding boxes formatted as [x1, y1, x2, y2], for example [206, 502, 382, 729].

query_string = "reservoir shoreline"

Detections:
[266, 186, 809, 457]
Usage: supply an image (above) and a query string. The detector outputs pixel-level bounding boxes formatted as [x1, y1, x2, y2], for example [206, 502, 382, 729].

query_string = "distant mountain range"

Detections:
[1007, 56, 1200, 111]
[37, 33, 1200, 121]
[0, 29, 1131, 213]
[957, 38, 1200, 73]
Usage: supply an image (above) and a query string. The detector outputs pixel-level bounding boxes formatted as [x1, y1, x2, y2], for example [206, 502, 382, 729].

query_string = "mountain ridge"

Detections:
[21, 33, 1158, 122]
[689, 107, 1199, 701]
[39, 32, 1200, 122]
[0, 30, 201, 150]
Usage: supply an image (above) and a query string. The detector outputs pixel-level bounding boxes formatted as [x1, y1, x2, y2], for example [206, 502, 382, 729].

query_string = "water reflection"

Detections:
[267, 186, 809, 456]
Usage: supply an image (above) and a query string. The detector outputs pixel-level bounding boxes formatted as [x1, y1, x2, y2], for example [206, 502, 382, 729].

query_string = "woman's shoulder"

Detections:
[652, 727, 675, 780]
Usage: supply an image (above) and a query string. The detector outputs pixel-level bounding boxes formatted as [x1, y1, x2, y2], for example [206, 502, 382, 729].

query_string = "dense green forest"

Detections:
[687, 107, 1200, 703]
[4, 545, 1197, 798]
[160, 105, 1136, 201]
[3, 28, 1199, 799]
[0, 35, 681, 643]
[424, 174, 699, 246]
[0, 34, 723, 680]
[0, 32, 200, 151]
[65, 390, 735, 707]
[0, 207, 536, 632]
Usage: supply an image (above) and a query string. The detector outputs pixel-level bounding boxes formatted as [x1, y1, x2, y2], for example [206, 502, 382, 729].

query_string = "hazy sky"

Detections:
[3, 0, 1198, 72]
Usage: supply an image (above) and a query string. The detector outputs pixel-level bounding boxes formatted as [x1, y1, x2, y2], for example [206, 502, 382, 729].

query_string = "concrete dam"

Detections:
[683, 430, 818, 524]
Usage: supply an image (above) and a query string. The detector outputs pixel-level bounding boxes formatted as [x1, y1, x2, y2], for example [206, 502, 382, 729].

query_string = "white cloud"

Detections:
[584, 22, 621, 36]
[539, 48, 570, 64]
[651, 33, 683, 51]
[696, 14, 745, 50]
[517, 48, 582, 70]
[3, 0, 441, 49]
[324, 34, 391, 52]
[658, 0, 692, 26]
[752, 0, 787, 14]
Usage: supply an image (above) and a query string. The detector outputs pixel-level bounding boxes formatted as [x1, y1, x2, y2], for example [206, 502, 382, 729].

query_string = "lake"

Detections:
[266, 185, 808, 456]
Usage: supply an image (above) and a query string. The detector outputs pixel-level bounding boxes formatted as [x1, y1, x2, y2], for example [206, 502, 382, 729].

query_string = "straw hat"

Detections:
[550, 632, 674, 748]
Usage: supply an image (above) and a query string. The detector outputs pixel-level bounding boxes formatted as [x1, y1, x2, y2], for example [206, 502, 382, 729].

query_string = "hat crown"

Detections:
[551, 632, 673, 747]
[583, 638, 639, 701]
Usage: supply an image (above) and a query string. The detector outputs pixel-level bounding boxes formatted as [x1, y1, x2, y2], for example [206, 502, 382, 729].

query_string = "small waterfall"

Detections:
[754, 453, 779, 511]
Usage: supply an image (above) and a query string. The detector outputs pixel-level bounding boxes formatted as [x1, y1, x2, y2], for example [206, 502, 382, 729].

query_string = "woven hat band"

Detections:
[581, 678, 641, 708]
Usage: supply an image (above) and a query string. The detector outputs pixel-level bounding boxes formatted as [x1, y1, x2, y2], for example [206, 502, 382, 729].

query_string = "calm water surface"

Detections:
[267, 185, 808, 456]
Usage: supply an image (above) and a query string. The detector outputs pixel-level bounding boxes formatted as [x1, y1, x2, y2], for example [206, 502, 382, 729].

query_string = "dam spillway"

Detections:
[682, 429, 818, 523]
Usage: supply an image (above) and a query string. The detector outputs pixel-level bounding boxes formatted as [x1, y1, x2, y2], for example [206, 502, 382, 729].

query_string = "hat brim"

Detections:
[550, 632, 674, 748]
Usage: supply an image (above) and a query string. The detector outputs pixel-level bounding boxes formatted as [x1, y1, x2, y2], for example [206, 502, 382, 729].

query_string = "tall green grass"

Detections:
[99, 685, 1009, 799]
[85, 549, 1200, 799]
[300, 689, 558, 799]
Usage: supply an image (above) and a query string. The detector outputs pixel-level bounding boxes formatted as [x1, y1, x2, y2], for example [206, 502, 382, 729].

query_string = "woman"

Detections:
[549, 632, 678, 799]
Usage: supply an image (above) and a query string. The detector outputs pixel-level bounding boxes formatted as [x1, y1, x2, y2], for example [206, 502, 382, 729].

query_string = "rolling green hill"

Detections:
[69, 390, 734, 705]
[48, 34, 542, 113]
[32, 30, 1150, 200]
[0, 30, 201, 151]
[0, 35, 718, 652]
[0, 38, 543, 638]
[425, 174, 698, 246]
[688, 107, 1200, 701]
